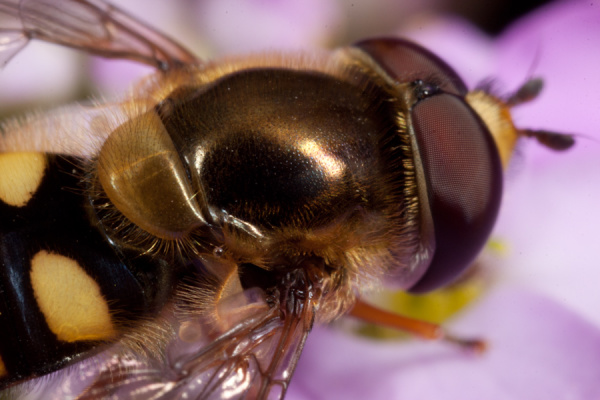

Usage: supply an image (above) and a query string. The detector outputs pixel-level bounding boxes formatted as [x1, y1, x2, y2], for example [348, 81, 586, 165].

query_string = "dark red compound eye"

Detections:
[408, 94, 503, 292]
[355, 37, 468, 96]
[356, 38, 503, 292]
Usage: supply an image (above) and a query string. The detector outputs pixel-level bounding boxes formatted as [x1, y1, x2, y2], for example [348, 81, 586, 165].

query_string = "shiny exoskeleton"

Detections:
[0, 1, 573, 398]
[0, 155, 172, 383]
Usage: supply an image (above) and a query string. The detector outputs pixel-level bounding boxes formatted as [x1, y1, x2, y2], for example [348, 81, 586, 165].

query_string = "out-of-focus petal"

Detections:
[495, 0, 600, 142]
[194, 0, 342, 54]
[0, 42, 80, 105]
[495, 131, 600, 328]
[491, 0, 600, 328]
[91, 59, 155, 97]
[289, 288, 600, 400]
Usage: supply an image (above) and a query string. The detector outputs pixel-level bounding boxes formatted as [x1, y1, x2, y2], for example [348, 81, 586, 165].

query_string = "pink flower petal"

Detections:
[195, 0, 342, 54]
[495, 1, 600, 143]
[492, 0, 600, 327]
[289, 288, 600, 400]
[0, 42, 80, 105]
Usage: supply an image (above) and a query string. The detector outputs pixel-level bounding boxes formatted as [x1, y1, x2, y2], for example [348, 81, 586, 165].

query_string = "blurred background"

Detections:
[0, 0, 555, 112]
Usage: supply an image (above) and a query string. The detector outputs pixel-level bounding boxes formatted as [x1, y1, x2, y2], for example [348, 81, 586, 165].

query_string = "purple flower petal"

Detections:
[289, 288, 600, 400]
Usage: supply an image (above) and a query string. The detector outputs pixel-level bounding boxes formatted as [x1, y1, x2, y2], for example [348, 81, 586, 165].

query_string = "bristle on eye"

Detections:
[519, 129, 576, 151]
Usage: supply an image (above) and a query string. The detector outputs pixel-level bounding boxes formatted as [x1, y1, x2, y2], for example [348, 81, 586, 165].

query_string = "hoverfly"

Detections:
[0, 0, 574, 399]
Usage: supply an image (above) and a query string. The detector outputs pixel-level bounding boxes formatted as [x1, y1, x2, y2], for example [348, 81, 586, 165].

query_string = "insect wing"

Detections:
[64, 288, 313, 400]
[0, 0, 198, 69]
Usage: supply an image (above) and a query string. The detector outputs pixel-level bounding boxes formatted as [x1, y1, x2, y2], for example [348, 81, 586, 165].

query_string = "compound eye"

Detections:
[409, 94, 503, 292]
[354, 37, 467, 96]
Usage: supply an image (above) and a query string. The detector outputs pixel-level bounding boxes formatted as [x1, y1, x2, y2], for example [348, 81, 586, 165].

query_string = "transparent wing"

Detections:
[22, 282, 315, 400]
[75, 289, 313, 400]
[0, 0, 198, 69]
[79, 310, 310, 399]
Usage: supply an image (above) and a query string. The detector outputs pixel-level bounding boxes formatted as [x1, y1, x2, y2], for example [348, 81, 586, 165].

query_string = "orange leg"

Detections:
[349, 299, 486, 353]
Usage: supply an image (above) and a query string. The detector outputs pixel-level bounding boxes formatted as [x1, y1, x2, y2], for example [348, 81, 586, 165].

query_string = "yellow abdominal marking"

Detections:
[0, 152, 47, 207]
[0, 355, 6, 376]
[29, 250, 116, 342]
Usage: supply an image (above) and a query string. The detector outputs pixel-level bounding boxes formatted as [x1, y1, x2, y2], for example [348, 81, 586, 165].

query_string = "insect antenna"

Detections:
[506, 78, 576, 151]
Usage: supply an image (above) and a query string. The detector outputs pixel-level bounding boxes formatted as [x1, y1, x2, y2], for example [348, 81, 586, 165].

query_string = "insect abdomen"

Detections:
[0, 153, 170, 386]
